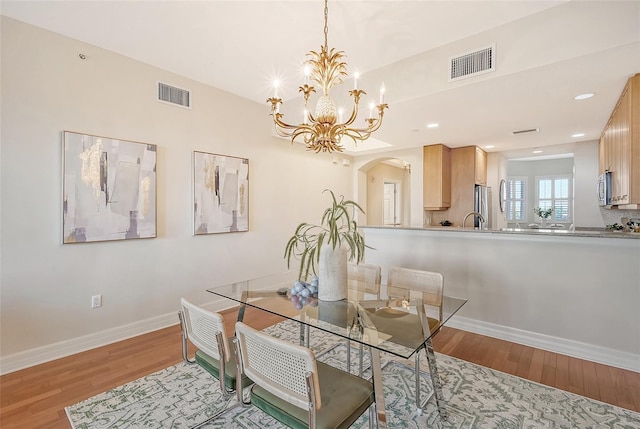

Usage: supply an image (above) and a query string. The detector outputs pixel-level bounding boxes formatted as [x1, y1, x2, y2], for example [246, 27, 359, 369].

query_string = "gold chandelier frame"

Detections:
[267, 0, 388, 153]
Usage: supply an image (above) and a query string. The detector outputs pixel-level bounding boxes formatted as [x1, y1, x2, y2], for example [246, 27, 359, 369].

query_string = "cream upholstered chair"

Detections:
[347, 263, 382, 299]
[179, 298, 250, 420]
[233, 321, 376, 429]
[373, 267, 444, 413]
[346, 263, 382, 375]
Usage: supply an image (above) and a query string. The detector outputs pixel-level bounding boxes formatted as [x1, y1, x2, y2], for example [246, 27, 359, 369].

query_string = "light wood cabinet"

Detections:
[446, 145, 488, 225]
[423, 144, 451, 210]
[475, 146, 487, 185]
[599, 73, 640, 207]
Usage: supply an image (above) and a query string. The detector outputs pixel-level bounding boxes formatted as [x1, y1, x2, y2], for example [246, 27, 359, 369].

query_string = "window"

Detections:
[536, 175, 572, 222]
[505, 177, 527, 221]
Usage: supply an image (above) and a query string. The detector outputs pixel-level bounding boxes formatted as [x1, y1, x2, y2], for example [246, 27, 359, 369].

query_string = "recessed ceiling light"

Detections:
[426, 123, 439, 128]
[484, 145, 495, 149]
[532, 149, 543, 154]
[572, 133, 585, 138]
[574, 93, 595, 100]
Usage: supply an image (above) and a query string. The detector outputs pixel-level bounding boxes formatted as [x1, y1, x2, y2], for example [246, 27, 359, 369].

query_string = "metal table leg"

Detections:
[423, 336, 447, 420]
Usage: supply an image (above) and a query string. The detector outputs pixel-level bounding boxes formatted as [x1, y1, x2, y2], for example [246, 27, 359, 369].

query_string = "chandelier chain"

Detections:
[323, 0, 329, 50]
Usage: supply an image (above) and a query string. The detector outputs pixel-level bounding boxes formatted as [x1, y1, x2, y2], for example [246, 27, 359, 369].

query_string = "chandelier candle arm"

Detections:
[266, 0, 388, 153]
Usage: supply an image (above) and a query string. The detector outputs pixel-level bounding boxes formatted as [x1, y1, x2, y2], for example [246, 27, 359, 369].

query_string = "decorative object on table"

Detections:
[266, 0, 388, 153]
[533, 206, 553, 227]
[284, 189, 366, 301]
[606, 223, 625, 231]
[193, 151, 249, 234]
[62, 131, 157, 244]
[627, 218, 640, 232]
[289, 278, 319, 309]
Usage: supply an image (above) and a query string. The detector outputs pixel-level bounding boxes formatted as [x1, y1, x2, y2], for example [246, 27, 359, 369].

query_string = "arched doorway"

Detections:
[357, 158, 411, 227]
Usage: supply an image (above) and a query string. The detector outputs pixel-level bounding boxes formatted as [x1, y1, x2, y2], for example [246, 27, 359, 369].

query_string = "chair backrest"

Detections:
[234, 321, 321, 411]
[180, 297, 230, 362]
[348, 263, 381, 296]
[387, 267, 444, 320]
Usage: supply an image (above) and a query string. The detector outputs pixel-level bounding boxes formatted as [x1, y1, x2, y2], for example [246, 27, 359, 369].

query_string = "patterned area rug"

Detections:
[66, 320, 640, 429]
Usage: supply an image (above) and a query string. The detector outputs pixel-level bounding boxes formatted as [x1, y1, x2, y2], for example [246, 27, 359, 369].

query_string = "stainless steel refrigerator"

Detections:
[474, 185, 492, 229]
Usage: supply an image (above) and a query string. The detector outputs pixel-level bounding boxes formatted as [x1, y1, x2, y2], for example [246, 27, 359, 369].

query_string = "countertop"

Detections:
[361, 225, 640, 239]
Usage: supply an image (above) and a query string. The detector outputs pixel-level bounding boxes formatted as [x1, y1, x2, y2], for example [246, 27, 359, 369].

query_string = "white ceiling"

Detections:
[2, 0, 639, 158]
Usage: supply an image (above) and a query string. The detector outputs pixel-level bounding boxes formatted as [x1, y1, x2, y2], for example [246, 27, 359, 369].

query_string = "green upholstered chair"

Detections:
[178, 298, 251, 425]
[233, 321, 376, 429]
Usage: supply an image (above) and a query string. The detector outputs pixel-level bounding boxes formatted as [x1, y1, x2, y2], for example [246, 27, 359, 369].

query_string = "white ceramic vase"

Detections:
[318, 244, 348, 301]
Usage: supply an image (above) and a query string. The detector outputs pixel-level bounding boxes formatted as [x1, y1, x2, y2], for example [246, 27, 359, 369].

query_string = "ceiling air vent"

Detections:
[449, 44, 495, 81]
[157, 82, 191, 108]
[511, 128, 539, 135]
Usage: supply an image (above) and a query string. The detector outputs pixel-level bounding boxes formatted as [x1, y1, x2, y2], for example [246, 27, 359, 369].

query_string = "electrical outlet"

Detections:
[91, 294, 102, 308]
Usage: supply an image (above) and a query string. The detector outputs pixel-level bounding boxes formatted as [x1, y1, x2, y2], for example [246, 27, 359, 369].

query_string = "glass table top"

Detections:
[207, 271, 467, 360]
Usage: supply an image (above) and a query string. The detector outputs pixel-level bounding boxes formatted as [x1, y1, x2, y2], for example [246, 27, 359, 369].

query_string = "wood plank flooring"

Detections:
[1, 306, 638, 428]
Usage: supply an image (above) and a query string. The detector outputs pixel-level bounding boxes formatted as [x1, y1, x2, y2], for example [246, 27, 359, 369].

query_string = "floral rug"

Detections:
[66, 320, 640, 429]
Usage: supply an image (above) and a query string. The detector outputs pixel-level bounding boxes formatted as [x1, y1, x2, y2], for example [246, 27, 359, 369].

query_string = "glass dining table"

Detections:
[207, 271, 467, 428]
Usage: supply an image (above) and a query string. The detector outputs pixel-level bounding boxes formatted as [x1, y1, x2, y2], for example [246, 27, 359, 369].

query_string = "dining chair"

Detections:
[372, 267, 444, 414]
[178, 298, 250, 425]
[346, 263, 382, 375]
[347, 263, 382, 299]
[233, 321, 376, 429]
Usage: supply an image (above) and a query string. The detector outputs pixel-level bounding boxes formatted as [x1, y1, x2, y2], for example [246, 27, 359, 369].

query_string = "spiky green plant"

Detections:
[284, 189, 367, 280]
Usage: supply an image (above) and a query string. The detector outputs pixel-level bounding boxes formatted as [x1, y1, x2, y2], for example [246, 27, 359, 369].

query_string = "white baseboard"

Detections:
[0, 299, 233, 375]
[447, 315, 640, 373]
[2, 307, 638, 375]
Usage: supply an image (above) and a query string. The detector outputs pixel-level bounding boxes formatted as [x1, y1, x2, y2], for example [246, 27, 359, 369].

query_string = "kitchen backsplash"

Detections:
[601, 208, 640, 227]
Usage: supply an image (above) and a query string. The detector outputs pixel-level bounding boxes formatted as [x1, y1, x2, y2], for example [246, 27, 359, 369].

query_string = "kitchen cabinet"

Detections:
[423, 144, 451, 210]
[475, 146, 487, 185]
[447, 145, 488, 225]
[599, 73, 640, 207]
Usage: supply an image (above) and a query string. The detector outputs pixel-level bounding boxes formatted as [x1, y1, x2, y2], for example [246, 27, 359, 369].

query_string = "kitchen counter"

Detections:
[363, 225, 640, 239]
[360, 225, 640, 372]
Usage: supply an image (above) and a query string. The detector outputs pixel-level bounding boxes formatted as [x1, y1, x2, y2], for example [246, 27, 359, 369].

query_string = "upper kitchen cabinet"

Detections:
[451, 146, 487, 186]
[599, 73, 640, 207]
[475, 146, 487, 185]
[423, 144, 451, 210]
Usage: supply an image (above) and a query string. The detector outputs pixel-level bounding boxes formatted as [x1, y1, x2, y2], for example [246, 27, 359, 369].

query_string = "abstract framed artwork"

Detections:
[62, 131, 157, 243]
[193, 151, 249, 234]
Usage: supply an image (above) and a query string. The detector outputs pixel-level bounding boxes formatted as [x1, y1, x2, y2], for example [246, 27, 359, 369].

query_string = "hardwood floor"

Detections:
[1, 306, 638, 428]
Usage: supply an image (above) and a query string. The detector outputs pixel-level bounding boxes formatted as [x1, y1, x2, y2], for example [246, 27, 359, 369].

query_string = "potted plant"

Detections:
[284, 189, 367, 300]
[533, 207, 553, 226]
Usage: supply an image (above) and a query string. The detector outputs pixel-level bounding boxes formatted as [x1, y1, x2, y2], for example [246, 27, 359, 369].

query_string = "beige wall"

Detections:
[0, 17, 354, 369]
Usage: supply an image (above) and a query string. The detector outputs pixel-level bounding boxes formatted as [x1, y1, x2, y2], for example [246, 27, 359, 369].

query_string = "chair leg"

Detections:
[232, 338, 252, 407]
[415, 349, 421, 414]
[178, 311, 196, 364]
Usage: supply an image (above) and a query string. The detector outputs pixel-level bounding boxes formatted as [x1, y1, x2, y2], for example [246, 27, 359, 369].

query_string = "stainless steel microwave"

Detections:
[597, 171, 612, 206]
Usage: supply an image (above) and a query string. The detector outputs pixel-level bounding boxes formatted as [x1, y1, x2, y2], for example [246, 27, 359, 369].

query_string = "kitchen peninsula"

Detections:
[361, 225, 640, 372]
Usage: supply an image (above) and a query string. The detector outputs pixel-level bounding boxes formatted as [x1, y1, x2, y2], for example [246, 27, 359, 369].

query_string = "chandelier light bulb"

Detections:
[273, 80, 280, 98]
[354, 71, 360, 90]
[304, 65, 311, 85]
[379, 82, 386, 104]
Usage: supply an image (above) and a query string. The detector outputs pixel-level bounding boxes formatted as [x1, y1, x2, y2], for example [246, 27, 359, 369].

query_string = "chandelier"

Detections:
[267, 0, 388, 153]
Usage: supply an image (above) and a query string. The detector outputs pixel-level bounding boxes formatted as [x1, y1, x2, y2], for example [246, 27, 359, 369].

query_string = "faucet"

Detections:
[463, 211, 485, 229]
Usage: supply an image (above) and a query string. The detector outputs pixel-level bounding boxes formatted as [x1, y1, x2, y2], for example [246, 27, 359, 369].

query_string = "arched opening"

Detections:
[356, 157, 411, 227]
